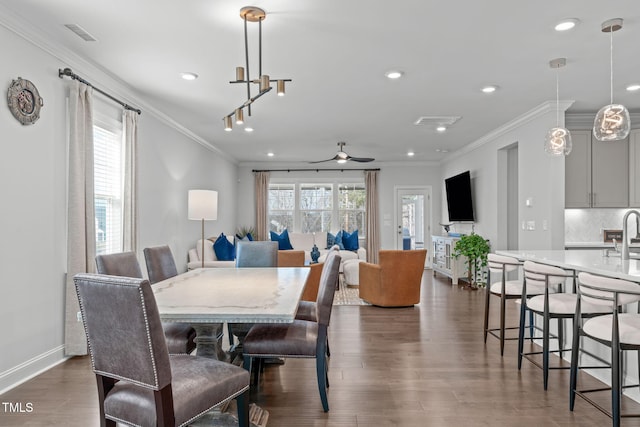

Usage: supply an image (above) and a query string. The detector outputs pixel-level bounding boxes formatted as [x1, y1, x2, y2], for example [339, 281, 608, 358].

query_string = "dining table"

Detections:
[153, 267, 310, 361]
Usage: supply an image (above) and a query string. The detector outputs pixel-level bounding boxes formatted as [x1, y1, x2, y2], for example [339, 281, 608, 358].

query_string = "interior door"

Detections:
[395, 187, 431, 266]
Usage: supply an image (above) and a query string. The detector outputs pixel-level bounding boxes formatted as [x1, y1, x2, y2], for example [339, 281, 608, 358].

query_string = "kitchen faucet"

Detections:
[621, 209, 640, 260]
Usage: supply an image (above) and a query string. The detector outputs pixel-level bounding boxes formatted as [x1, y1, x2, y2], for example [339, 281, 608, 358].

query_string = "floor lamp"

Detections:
[188, 190, 218, 268]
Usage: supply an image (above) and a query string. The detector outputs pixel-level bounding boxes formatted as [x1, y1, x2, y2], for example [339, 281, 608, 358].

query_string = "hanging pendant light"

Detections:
[593, 18, 630, 141]
[544, 58, 572, 156]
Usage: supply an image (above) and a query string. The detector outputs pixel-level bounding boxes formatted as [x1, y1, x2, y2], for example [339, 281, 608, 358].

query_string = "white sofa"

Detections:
[187, 237, 236, 269]
[287, 232, 366, 270]
[187, 232, 367, 271]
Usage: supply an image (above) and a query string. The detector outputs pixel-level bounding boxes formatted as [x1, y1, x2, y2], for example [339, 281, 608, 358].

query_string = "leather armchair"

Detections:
[359, 249, 427, 307]
[277, 250, 305, 267]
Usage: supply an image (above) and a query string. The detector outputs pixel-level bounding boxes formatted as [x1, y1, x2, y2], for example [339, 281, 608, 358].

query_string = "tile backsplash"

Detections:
[565, 208, 640, 243]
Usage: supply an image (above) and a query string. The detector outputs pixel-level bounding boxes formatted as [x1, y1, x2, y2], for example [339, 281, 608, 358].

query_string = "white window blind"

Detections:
[93, 116, 123, 255]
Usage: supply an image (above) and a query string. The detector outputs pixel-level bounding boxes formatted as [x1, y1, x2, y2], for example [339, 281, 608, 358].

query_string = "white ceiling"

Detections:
[2, 0, 639, 165]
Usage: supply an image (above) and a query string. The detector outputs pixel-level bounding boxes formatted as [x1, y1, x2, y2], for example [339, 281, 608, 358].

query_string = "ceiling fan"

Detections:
[309, 142, 375, 164]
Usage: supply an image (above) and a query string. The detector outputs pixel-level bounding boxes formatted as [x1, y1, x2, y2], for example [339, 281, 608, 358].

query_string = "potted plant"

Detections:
[235, 225, 256, 240]
[452, 233, 490, 289]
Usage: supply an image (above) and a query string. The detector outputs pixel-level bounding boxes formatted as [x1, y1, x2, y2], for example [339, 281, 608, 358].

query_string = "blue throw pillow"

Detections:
[270, 229, 293, 250]
[213, 233, 235, 261]
[334, 230, 345, 250]
[342, 229, 359, 251]
[326, 232, 336, 249]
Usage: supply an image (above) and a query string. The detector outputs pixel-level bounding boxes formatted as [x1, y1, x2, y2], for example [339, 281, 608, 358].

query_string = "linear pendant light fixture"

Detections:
[222, 6, 292, 131]
[593, 18, 630, 142]
[544, 58, 572, 156]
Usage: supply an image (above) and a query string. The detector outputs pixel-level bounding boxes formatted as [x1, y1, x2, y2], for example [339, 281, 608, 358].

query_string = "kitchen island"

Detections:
[495, 249, 640, 282]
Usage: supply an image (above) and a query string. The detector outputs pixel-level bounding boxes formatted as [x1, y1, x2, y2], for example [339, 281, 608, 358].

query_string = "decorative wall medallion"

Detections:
[7, 77, 43, 125]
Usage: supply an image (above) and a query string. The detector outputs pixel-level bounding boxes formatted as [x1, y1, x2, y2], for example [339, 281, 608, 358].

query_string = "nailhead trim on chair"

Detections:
[76, 277, 162, 390]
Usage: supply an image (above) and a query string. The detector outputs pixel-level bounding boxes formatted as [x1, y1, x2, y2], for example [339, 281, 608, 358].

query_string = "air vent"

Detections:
[414, 116, 461, 127]
[64, 24, 98, 42]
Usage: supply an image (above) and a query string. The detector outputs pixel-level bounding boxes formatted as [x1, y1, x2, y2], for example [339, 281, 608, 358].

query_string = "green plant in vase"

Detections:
[452, 233, 490, 289]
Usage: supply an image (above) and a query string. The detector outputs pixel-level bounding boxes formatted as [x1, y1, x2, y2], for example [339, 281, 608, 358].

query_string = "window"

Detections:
[300, 184, 332, 233]
[268, 184, 295, 233]
[93, 116, 123, 255]
[267, 181, 366, 238]
[338, 183, 366, 233]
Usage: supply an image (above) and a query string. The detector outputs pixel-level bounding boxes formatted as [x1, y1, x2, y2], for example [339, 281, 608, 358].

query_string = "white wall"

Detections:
[441, 103, 567, 251]
[0, 22, 238, 392]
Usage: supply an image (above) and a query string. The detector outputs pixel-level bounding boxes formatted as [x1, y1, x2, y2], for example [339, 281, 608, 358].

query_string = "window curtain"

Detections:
[122, 110, 138, 252]
[64, 81, 95, 356]
[254, 171, 270, 241]
[365, 170, 380, 264]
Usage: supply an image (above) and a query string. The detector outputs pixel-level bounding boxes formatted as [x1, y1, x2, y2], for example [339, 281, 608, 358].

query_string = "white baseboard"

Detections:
[0, 346, 68, 395]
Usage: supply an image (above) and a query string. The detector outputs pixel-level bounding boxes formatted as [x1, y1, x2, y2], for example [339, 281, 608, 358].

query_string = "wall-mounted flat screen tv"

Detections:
[445, 170, 475, 222]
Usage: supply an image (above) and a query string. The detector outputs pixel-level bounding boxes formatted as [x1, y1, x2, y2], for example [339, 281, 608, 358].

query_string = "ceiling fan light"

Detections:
[544, 127, 572, 156]
[593, 104, 630, 141]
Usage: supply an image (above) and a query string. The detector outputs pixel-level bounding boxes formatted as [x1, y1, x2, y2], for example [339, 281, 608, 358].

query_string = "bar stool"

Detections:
[485, 253, 527, 355]
[570, 272, 640, 427]
[518, 261, 609, 389]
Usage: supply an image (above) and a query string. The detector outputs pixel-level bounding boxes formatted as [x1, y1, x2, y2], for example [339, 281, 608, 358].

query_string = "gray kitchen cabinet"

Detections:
[565, 130, 628, 208]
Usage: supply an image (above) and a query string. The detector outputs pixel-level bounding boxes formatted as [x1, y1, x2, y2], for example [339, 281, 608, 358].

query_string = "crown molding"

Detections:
[0, 5, 235, 163]
[566, 112, 640, 130]
[442, 100, 574, 162]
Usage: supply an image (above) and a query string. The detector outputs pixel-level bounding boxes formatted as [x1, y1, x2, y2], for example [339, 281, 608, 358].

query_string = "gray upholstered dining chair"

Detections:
[143, 245, 179, 284]
[95, 251, 196, 355]
[74, 273, 249, 427]
[235, 240, 278, 268]
[228, 240, 279, 349]
[242, 253, 341, 412]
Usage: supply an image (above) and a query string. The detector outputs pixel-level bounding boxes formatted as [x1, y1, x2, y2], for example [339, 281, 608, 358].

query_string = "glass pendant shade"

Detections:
[544, 127, 572, 156]
[593, 18, 630, 142]
[593, 104, 630, 141]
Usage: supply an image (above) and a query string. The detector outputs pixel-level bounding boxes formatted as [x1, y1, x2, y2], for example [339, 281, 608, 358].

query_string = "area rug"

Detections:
[333, 276, 370, 306]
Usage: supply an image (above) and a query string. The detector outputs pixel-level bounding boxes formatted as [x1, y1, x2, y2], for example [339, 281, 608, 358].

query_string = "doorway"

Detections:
[395, 186, 431, 266]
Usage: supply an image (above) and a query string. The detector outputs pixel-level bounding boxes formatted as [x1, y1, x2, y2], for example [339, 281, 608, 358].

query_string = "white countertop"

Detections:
[495, 249, 640, 282]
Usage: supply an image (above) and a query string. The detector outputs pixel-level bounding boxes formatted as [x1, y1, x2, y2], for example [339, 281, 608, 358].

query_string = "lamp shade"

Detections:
[188, 190, 218, 220]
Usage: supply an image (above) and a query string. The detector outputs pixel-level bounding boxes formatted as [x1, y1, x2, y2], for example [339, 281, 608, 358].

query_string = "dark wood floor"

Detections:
[3, 272, 640, 426]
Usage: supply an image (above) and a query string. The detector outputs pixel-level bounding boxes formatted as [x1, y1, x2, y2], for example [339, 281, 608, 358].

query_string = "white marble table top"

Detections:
[495, 249, 640, 282]
[153, 267, 309, 324]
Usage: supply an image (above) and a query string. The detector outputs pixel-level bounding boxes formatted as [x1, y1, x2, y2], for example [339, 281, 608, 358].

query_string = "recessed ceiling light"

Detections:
[435, 148, 449, 153]
[267, 152, 274, 157]
[180, 72, 198, 81]
[436, 126, 447, 132]
[627, 84, 640, 92]
[481, 85, 498, 93]
[407, 151, 415, 157]
[385, 70, 404, 79]
[555, 18, 579, 32]
[244, 127, 254, 132]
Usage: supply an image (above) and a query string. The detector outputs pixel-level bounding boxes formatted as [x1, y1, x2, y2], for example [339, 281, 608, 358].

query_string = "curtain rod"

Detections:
[58, 68, 142, 115]
[252, 168, 380, 173]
